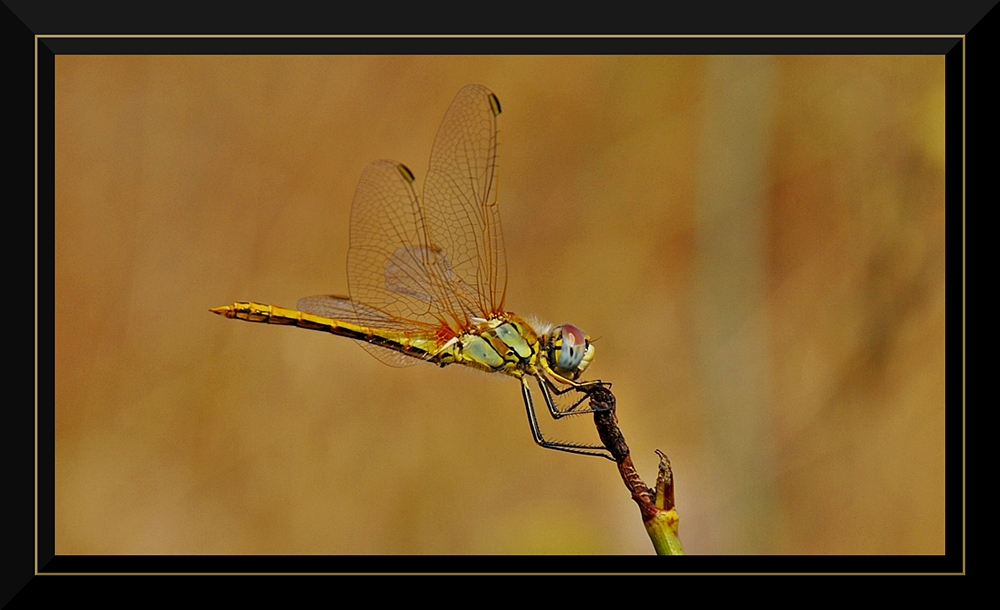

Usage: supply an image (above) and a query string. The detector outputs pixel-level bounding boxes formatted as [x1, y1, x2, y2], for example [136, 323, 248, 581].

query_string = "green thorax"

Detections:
[434, 314, 542, 376]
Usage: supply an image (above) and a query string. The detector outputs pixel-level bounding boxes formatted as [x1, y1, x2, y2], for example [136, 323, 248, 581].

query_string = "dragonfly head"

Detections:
[546, 324, 595, 380]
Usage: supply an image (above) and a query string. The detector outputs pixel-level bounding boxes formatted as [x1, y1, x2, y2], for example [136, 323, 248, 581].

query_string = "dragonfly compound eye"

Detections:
[553, 324, 589, 372]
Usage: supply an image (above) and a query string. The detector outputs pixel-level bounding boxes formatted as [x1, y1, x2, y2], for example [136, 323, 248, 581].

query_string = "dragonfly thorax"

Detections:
[433, 314, 540, 374]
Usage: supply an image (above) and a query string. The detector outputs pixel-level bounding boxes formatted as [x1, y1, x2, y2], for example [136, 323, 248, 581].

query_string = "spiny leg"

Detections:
[521, 377, 614, 460]
[537, 374, 610, 419]
[536, 356, 611, 416]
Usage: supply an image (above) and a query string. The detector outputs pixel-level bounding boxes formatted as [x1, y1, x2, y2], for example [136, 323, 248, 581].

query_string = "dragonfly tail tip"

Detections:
[210, 305, 235, 317]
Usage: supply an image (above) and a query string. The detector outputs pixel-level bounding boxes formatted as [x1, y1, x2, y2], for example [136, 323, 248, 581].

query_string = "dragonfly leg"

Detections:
[537, 375, 610, 419]
[536, 355, 610, 411]
[520, 377, 614, 460]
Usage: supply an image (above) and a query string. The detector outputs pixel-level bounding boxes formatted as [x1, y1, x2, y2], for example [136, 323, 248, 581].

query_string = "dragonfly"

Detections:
[212, 84, 613, 459]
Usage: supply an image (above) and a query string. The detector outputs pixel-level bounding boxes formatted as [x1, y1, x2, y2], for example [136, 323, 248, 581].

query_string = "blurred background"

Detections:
[54, 55, 944, 554]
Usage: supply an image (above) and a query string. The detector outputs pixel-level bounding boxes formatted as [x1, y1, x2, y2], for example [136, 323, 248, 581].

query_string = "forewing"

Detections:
[342, 86, 507, 364]
[347, 159, 472, 333]
[422, 84, 507, 318]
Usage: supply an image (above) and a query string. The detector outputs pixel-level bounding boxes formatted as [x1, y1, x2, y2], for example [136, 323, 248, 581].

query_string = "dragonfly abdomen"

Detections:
[210, 302, 436, 360]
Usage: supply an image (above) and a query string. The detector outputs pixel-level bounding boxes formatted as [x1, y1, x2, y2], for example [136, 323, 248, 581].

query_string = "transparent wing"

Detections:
[422, 84, 507, 319]
[346, 85, 505, 340]
[297, 294, 426, 368]
[347, 159, 477, 334]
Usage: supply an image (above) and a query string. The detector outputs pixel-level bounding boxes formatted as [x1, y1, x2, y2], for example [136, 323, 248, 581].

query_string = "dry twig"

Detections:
[587, 384, 684, 555]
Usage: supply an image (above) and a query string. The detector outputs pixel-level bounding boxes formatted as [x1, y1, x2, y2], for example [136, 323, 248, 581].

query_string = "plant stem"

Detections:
[589, 385, 684, 555]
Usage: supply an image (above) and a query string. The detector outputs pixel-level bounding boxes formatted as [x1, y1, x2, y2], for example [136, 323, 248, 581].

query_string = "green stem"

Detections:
[645, 509, 685, 555]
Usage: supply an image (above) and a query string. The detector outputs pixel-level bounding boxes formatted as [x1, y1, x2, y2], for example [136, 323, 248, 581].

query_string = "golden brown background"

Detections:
[54, 55, 944, 554]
